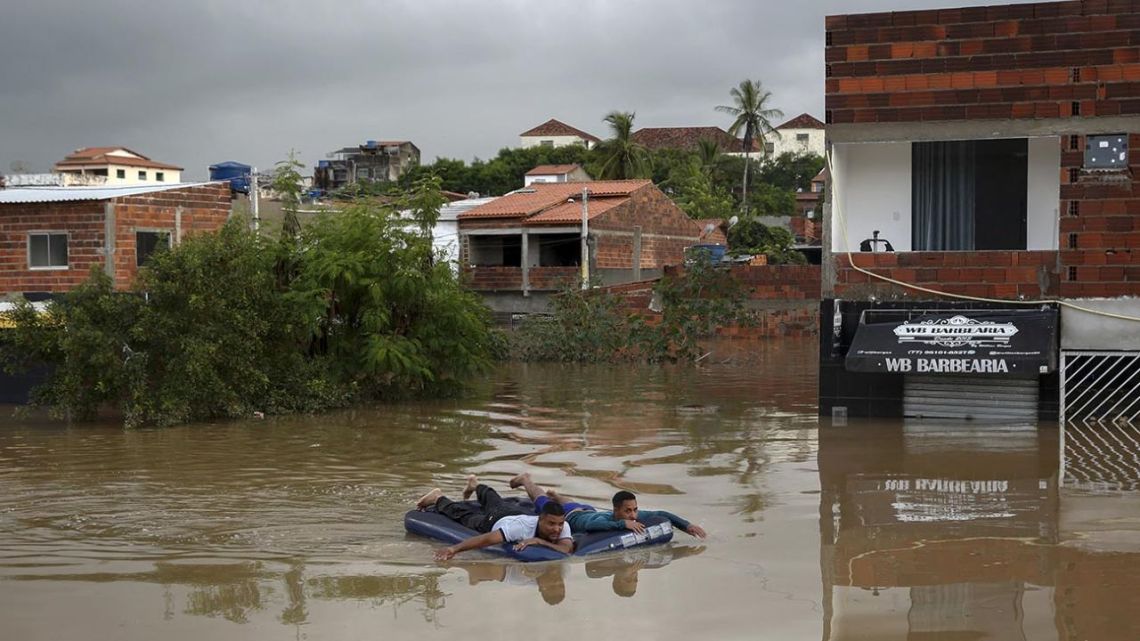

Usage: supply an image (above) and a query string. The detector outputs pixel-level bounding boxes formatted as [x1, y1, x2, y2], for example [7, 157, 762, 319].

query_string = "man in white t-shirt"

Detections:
[415, 476, 573, 561]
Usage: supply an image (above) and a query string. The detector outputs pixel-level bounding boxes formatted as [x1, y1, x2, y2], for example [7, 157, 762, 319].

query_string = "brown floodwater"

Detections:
[1, 338, 1138, 640]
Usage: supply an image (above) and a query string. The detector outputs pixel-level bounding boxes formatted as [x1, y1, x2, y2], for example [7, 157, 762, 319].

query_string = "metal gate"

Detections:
[1060, 351, 1140, 425]
[903, 375, 1039, 422]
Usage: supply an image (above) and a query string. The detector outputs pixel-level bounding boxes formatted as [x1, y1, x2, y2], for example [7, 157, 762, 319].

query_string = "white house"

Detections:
[519, 119, 600, 150]
[522, 164, 592, 186]
[53, 147, 183, 185]
[767, 114, 826, 159]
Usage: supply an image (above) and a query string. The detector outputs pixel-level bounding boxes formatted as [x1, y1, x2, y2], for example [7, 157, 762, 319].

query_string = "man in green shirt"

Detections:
[509, 473, 707, 539]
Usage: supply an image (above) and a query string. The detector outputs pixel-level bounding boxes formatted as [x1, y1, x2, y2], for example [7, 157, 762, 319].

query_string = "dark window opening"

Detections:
[468, 236, 522, 267]
[116, 169, 126, 179]
[155, 172, 165, 182]
[28, 233, 68, 268]
[537, 234, 581, 267]
[136, 231, 171, 266]
[138, 170, 147, 180]
[911, 138, 1028, 251]
[90, 168, 108, 177]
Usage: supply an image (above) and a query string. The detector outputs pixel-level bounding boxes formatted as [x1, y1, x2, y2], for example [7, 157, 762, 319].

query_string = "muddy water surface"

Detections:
[1, 339, 1138, 640]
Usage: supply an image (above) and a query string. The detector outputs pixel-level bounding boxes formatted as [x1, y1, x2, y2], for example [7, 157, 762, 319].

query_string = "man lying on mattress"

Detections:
[510, 473, 708, 539]
[415, 474, 573, 560]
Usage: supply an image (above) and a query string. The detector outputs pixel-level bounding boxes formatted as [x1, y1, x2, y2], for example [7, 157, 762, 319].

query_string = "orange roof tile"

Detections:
[519, 119, 601, 143]
[527, 197, 624, 224]
[459, 180, 650, 220]
[55, 147, 182, 171]
[525, 164, 582, 176]
[630, 127, 760, 152]
[775, 113, 825, 130]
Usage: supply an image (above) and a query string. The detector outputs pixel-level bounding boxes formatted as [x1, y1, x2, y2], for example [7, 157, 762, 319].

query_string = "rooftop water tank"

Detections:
[208, 161, 252, 194]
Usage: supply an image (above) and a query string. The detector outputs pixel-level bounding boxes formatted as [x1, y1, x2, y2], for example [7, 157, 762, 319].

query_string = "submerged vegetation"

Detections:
[508, 255, 750, 363]
[2, 174, 497, 427]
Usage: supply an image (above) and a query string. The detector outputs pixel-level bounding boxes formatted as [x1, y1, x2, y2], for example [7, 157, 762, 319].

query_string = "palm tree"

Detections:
[696, 138, 722, 178]
[716, 80, 783, 215]
[596, 111, 650, 180]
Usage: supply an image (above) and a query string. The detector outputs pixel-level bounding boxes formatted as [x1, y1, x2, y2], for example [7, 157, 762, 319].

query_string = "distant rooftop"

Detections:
[54, 146, 183, 171]
[0, 182, 218, 204]
[775, 113, 825, 130]
[519, 119, 601, 143]
[630, 126, 759, 152]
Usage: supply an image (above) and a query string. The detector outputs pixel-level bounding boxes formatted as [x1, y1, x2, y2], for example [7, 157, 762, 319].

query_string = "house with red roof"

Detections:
[769, 113, 825, 158]
[457, 179, 705, 314]
[519, 119, 601, 150]
[630, 126, 762, 157]
[53, 147, 183, 185]
[522, 163, 592, 187]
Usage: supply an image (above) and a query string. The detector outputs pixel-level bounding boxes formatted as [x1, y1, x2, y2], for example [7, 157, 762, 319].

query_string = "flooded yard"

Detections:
[1, 338, 1137, 640]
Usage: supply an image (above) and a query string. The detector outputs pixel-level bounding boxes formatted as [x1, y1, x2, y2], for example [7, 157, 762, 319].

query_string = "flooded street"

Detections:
[1, 338, 1138, 639]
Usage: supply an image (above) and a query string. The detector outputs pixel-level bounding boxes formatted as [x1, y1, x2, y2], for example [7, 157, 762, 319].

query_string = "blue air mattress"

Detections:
[405, 497, 673, 562]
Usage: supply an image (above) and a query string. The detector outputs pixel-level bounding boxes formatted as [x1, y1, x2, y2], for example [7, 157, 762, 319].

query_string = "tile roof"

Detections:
[55, 146, 183, 171]
[0, 182, 219, 204]
[526, 197, 624, 224]
[519, 119, 601, 143]
[459, 180, 650, 222]
[525, 164, 582, 176]
[630, 127, 760, 152]
[775, 113, 825, 130]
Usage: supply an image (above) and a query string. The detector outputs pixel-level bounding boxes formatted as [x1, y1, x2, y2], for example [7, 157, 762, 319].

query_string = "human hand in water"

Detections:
[685, 524, 707, 539]
[514, 537, 540, 551]
[434, 547, 457, 561]
[624, 520, 646, 533]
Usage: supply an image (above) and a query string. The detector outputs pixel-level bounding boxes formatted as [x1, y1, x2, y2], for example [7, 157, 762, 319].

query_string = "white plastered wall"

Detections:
[831, 137, 1060, 253]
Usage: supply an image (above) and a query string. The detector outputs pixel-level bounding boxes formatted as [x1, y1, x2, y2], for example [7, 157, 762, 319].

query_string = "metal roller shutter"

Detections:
[904, 375, 1039, 422]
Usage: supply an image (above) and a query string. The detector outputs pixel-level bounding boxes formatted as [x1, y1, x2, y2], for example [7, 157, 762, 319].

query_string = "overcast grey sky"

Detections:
[0, 0, 1039, 180]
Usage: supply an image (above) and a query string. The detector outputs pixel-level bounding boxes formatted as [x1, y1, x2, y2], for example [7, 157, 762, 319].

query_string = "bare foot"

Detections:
[416, 488, 443, 510]
[462, 474, 479, 500]
[545, 488, 565, 503]
[509, 472, 531, 489]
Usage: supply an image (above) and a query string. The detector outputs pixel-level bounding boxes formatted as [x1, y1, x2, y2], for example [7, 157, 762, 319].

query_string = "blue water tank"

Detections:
[208, 161, 252, 194]
[365, 140, 378, 149]
[688, 243, 727, 263]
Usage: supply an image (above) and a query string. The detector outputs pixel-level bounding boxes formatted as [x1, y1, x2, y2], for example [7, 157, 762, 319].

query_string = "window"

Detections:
[797, 133, 810, 145]
[155, 171, 165, 182]
[28, 233, 68, 269]
[136, 231, 171, 266]
[91, 168, 108, 177]
[912, 139, 1028, 251]
[540, 140, 554, 147]
[764, 142, 775, 154]
[138, 170, 147, 180]
[116, 169, 126, 179]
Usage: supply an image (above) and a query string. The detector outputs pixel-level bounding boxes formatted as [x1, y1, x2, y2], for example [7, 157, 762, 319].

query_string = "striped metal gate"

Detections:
[903, 375, 1039, 422]
[1060, 351, 1140, 425]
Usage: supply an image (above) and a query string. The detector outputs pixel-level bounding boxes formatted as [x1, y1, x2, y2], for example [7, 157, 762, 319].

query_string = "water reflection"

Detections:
[819, 422, 1059, 641]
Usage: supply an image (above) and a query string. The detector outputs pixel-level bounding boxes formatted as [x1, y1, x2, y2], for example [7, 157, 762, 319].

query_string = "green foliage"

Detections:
[508, 255, 748, 363]
[660, 157, 736, 220]
[756, 152, 824, 193]
[2, 174, 495, 427]
[746, 183, 796, 217]
[400, 145, 591, 197]
[727, 218, 807, 265]
[595, 111, 651, 180]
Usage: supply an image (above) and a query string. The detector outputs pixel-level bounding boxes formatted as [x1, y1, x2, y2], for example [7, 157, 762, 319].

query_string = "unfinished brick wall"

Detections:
[0, 201, 107, 294]
[112, 184, 231, 285]
[826, 2, 1140, 125]
[833, 250, 1061, 299]
[462, 265, 524, 291]
[0, 184, 231, 297]
[591, 185, 702, 269]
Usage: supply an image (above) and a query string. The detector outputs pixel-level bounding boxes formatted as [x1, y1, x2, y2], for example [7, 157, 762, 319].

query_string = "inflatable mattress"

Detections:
[405, 497, 673, 562]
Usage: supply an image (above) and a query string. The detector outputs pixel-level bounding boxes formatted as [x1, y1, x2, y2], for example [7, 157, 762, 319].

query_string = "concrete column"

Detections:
[175, 206, 183, 244]
[632, 226, 642, 281]
[103, 202, 116, 280]
[521, 230, 530, 297]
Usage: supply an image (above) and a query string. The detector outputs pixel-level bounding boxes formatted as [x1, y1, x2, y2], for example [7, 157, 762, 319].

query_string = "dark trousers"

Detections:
[435, 484, 528, 533]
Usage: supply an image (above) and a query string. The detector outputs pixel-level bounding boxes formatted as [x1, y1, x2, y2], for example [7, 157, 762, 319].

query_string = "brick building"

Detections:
[0, 182, 231, 298]
[821, 1, 1140, 422]
[457, 180, 708, 315]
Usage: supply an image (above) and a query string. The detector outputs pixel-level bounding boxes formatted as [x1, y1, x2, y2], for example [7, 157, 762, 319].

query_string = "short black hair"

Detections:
[540, 501, 565, 516]
[612, 490, 636, 508]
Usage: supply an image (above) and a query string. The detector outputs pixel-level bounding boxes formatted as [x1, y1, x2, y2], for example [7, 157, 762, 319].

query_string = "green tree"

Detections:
[716, 79, 784, 215]
[727, 217, 806, 264]
[757, 152, 824, 193]
[747, 183, 796, 217]
[595, 111, 651, 180]
[660, 157, 736, 220]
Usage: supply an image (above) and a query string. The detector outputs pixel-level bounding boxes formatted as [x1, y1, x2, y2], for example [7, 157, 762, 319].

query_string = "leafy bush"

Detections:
[727, 218, 807, 265]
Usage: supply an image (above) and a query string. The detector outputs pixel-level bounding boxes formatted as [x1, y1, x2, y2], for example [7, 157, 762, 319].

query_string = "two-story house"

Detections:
[769, 114, 827, 158]
[821, 0, 1140, 424]
[458, 180, 704, 315]
[519, 119, 601, 150]
[53, 147, 183, 185]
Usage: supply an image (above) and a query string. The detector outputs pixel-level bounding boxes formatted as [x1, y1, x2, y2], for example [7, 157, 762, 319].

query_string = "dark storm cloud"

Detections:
[0, 0, 1040, 179]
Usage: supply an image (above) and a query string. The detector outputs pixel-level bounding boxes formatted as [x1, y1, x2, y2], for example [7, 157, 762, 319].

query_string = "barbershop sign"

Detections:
[845, 310, 1058, 375]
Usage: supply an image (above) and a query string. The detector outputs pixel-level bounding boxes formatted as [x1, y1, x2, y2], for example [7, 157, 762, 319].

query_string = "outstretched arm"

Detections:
[514, 536, 574, 554]
[434, 530, 506, 560]
[637, 510, 705, 538]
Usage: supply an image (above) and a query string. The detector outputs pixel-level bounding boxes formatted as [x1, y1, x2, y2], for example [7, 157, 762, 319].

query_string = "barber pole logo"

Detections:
[893, 315, 1019, 348]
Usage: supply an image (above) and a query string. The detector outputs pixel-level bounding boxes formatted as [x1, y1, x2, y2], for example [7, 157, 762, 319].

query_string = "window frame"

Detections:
[27, 231, 70, 271]
[116, 168, 126, 179]
[155, 171, 165, 182]
[138, 170, 147, 180]
[135, 229, 173, 267]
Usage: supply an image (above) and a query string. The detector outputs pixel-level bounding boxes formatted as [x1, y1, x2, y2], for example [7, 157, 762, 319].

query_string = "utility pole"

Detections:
[580, 187, 589, 289]
[250, 167, 260, 233]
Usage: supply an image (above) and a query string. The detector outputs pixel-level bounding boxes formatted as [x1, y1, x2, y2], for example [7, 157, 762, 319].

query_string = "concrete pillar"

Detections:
[521, 230, 530, 296]
[103, 202, 116, 280]
[175, 206, 183, 244]
[632, 226, 642, 281]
